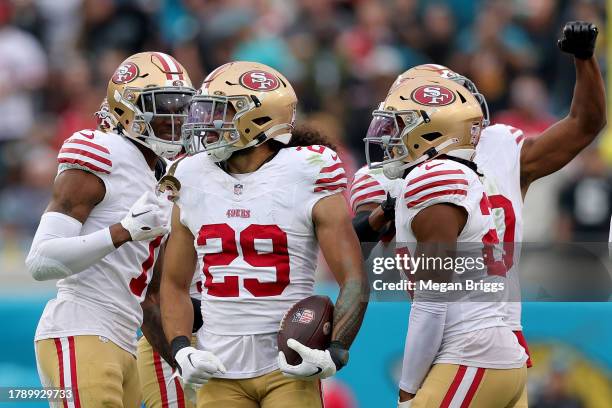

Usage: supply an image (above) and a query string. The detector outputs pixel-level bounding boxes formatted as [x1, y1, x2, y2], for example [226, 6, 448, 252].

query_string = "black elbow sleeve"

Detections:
[352, 211, 382, 243]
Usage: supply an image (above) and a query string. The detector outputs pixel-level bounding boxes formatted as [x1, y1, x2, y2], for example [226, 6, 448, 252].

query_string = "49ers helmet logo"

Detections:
[240, 70, 280, 91]
[112, 62, 139, 84]
[411, 85, 456, 106]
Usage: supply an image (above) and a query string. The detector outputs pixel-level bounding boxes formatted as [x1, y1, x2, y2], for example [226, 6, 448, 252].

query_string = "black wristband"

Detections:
[170, 336, 191, 359]
[352, 211, 382, 242]
[191, 297, 203, 333]
[328, 341, 349, 371]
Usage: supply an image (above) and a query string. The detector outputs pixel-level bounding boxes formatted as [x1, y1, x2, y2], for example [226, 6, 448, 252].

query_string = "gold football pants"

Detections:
[36, 335, 141, 408]
[410, 364, 527, 408]
[137, 335, 195, 408]
[197, 369, 323, 408]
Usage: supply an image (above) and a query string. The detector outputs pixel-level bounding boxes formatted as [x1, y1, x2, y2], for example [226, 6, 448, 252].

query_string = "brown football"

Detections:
[278, 295, 334, 365]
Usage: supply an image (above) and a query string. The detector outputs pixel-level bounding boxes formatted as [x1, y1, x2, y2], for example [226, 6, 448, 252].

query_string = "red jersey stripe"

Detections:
[407, 169, 464, 186]
[515, 134, 525, 144]
[320, 162, 344, 173]
[352, 190, 386, 205]
[314, 183, 347, 193]
[407, 189, 467, 208]
[58, 157, 111, 174]
[351, 180, 380, 195]
[352, 173, 372, 186]
[315, 173, 346, 185]
[64, 138, 110, 154]
[59, 148, 112, 167]
[404, 179, 468, 198]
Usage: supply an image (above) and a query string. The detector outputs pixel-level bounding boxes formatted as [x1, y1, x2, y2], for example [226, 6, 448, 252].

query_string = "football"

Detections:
[278, 295, 334, 365]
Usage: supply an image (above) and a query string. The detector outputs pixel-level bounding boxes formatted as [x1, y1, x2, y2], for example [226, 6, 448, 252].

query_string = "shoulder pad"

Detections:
[57, 129, 113, 175]
[403, 159, 471, 209]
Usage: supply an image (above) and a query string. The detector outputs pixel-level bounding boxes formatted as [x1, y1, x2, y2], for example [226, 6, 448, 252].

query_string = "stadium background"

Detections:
[0, 0, 610, 406]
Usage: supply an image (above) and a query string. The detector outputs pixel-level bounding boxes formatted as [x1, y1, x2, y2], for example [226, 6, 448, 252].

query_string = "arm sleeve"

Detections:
[26, 212, 116, 281]
[399, 301, 447, 393]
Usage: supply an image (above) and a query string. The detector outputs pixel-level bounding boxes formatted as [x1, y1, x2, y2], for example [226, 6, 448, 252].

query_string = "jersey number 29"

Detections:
[197, 224, 290, 297]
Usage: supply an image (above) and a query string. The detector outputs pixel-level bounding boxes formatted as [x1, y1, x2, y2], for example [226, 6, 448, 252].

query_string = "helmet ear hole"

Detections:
[253, 116, 272, 126]
[421, 132, 443, 142]
[114, 108, 125, 116]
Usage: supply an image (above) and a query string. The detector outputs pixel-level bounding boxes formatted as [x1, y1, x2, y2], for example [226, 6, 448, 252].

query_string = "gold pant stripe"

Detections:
[137, 335, 195, 408]
[52, 336, 82, 408]
[440, 365, 484, 407]
[37, 335, 142, 408]
[153, 350, 185, 407]
[411, 364, 527, 408]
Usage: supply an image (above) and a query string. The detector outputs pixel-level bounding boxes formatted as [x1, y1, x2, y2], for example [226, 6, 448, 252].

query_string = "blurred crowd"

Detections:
[0, 0, 609, 244]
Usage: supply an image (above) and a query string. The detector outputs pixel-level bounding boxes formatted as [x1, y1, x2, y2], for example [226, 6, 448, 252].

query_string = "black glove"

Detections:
[557, 21, 598, 60]
[380, 192, 396, 221]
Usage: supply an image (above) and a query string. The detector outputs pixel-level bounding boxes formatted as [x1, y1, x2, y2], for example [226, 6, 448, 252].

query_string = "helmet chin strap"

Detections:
[382, 137, 460, 179]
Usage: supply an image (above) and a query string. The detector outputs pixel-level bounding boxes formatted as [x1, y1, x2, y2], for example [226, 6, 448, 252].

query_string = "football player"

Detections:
[367, 76, 529, 407]
[160, 61, 368, 408]
[27, 52, 195, 407]
[352, 21, 605, 407]
[138, 272, 202, 408]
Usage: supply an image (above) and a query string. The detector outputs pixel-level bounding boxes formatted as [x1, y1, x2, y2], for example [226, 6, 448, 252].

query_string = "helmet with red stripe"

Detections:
[364, 77, 484, 179]
[182, 61, 297, 162]
[107, 52, 195, 158]
[389, 64, 490, 127]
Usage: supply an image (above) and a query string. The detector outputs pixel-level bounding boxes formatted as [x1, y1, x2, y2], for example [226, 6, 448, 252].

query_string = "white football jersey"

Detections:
[475, 124, 525, 330]
[396, 158, 526, 368]
[165, 157, 203, 299]
[174, 145, 346, 377]
[35, 129, 163, 355]
[350, 164, 403, 212]
[350, 123, 526, 330]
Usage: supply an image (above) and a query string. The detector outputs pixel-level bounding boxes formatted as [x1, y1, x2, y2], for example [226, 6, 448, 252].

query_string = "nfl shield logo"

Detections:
[234, 184, 243, 195]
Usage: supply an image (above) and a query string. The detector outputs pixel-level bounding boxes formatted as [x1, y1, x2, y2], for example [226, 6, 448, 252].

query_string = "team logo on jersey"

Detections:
[112, 62, 139, 84]
[292, 308, 315, 324]
[240, 70, 280, 91]
[234, 183, 244, 195]
[411, 85, 455, 106]
[226, 208, 250, 218]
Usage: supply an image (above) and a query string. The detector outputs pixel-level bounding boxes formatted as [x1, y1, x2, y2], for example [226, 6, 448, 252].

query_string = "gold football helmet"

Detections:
[107, 52, 195, 158]
[182, 61, 297, 162]
[365, 77, 484, 179]
[389, 64, 490, 127]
